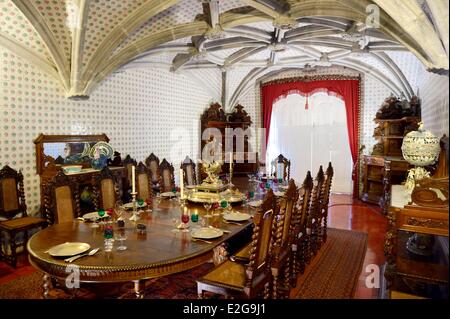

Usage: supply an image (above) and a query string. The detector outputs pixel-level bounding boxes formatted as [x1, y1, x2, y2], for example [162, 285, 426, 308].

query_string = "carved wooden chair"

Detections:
[272, 154, 291, 181]
[197, 189, 278, 299]
[181, 156, 197, 186]
[93, 167, 120, 211]
[159, 159, 175, 193]
[44, 170, 80, 225]
[135, 162, 153, 201]
[307, 166, 325, 259]
[290, 171, 313, 282]
[145, 153, 161, 192]
[269, 179, 298, 298]
[0, 165, 47, 267]
[122, 155, 137, 200]
[317, 162, 334, 248]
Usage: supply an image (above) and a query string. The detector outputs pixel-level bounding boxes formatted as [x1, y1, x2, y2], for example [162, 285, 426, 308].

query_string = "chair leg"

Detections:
[263, 282, 271, 299]
[197, 285, 204, 299]
[282, 258, 291, 298]
[300, 240, 307, 273]
[9, 232, 17, 268]
[323, 213, 328, 243]
[291, 247, 298, 287]
[272, 268, 279, 299]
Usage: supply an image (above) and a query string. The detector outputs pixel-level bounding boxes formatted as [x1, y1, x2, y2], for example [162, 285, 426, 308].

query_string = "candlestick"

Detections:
[129, 191, 140, 222]
[131, 165, 136, 194]
[229, 152, 233, 187]
[180, 168, 184, 199]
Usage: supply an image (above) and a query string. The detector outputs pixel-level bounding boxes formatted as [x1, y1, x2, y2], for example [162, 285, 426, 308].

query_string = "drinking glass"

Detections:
[180, 212, 190, 232]
[203, 200, 213, 218]
[115, 226, 127, 251]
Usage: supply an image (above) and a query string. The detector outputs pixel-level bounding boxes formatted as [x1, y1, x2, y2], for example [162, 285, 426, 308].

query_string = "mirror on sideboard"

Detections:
[34, 134, 110, 175]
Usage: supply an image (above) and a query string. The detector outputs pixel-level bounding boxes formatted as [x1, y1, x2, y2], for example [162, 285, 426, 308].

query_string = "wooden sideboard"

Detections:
[34, 134, 126, 215]
[361, 155, 410, 207]
[383, 183, 449, 298]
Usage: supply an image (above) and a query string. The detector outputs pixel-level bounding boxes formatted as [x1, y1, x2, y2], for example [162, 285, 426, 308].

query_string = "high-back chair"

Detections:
[197, 189, 278, 299]
[272, 154, 291, 181]
[0, 165, 47, 267]
[181, 156, 197, 186]
[270, 179, 298, 298]
[44, 170, 80, 225]
[93, 167, 120, 211]
[307, 166, 325, 259]
[145, 153, 161, 191]
[318, 162, 334, 247]
[291, 171, 313, 282]
[135, 162, 153, 201]
[159, 159, 175, 193]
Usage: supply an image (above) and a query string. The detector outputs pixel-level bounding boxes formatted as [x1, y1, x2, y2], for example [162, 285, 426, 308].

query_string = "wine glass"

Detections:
[203, 200, 213, 218]
[97, 209, 106, 227]
[180, 212, 190, 232]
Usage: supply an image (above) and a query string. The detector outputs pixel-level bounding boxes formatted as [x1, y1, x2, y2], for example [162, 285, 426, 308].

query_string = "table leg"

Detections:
[42, 274, 51, 299]
[133, 280, 144, 299]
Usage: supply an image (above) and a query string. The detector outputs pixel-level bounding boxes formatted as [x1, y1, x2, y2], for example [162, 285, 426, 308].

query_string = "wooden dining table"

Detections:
[27, 177, 272, 298]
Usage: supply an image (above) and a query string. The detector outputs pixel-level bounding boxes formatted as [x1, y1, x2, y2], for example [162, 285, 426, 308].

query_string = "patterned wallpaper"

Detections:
[418, 70, 449, 137]
[0, 0, 51, 60]
[0, 47, 213, 215]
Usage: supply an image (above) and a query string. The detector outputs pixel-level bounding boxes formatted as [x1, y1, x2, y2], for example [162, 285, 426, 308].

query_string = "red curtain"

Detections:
[261, 79, 360, 197]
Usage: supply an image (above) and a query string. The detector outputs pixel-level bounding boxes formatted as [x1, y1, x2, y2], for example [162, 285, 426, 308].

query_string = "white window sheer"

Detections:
[266, 92, 353, 193]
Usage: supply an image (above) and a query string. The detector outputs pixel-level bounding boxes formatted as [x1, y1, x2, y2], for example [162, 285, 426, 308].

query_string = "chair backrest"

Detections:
[275, 179, 298, 249]
[159, 159, 175, 192]
[0, 165, 27, 219]
[145, 153, 160, 185]
[245, 189, 277, 289]
[307, 166, 325, 230]
[44, 171, 80, 224]
[181, 156, 197, 186]
[136, 162, 153, 201]
[93, 167, 119, 211]
[294, 171, 314, 232]
[320, 162, 334, 213]
[272, 154, 291, 181]
[123, 155, 137, 185]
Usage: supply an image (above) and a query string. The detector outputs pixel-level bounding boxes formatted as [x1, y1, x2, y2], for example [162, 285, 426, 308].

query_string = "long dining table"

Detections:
[27, 177, 273, 298]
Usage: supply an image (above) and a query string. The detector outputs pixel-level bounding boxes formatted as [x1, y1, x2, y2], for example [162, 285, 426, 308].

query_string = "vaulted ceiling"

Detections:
[0, 0, 448, 101]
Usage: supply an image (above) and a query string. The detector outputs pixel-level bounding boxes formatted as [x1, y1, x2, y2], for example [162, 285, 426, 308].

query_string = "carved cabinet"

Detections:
[200, 103, 258, 179]
[383, 183, 449, 298]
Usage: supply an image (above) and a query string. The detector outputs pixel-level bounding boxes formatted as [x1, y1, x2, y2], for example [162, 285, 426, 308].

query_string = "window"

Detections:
[266, 92, 353, 193]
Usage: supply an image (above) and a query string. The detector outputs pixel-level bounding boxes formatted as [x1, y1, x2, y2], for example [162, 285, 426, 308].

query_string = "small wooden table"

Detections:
[27, 194, 255, 298]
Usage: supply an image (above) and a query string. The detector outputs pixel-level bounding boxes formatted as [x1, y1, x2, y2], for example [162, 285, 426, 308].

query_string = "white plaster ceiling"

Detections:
[0, 0, 448, 102]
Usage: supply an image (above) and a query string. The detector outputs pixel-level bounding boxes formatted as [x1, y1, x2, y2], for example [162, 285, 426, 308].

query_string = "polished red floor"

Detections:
[0, 194, 387, 298]
[326, 194, 388, 299]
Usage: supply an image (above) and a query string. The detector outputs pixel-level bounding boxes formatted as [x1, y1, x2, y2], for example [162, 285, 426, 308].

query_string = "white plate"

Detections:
[82, 212, 100, 221]
[248, 200, 262, 207]
[47, 242, 91, 257]
[223, 212, 252, 222]
[160, 192, 177, 198]
[274, 191, 285, 197]
[123, 202, 148, 209]
[191, 227, 223, 239]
